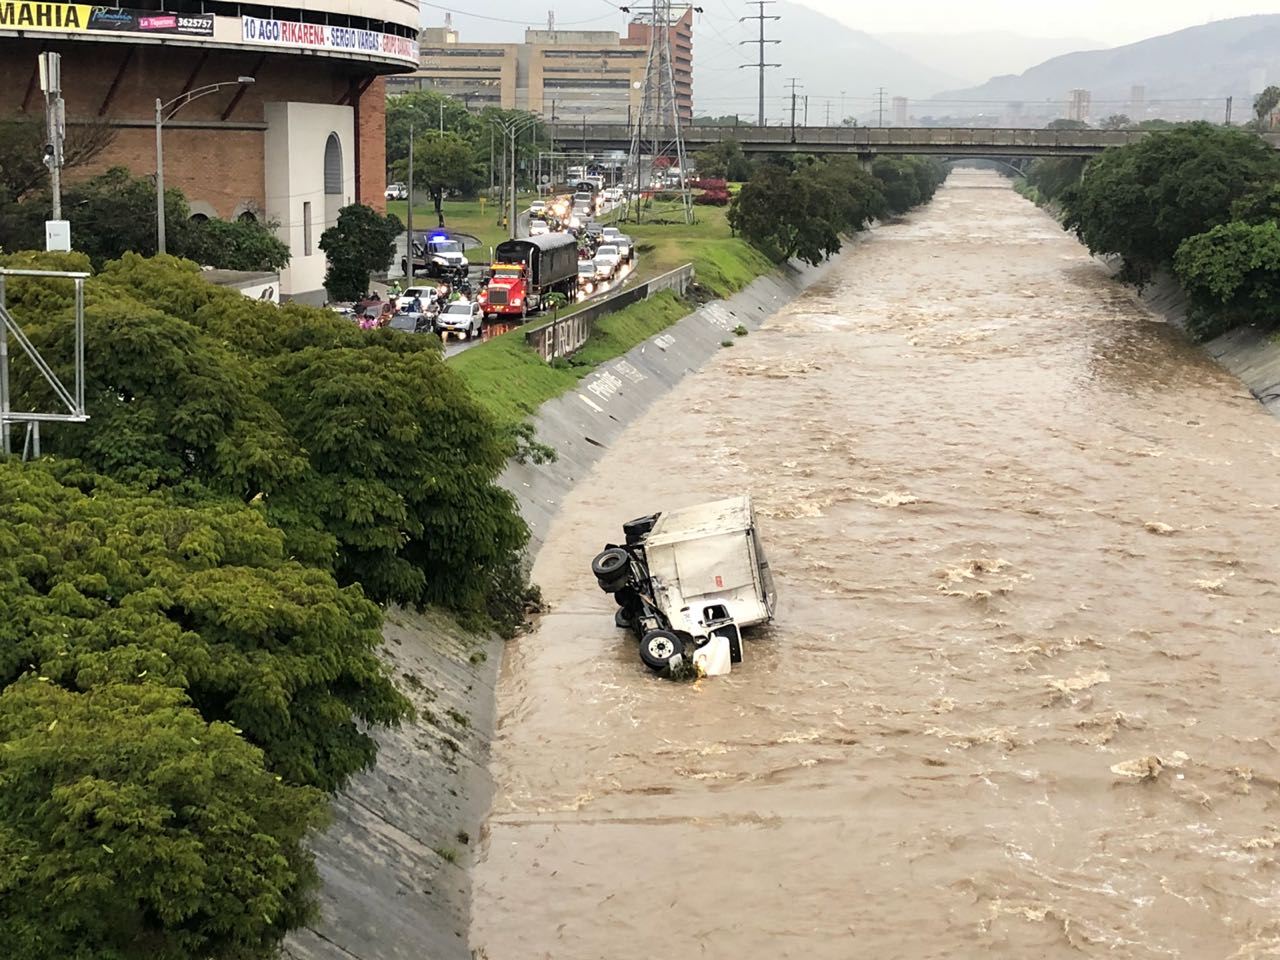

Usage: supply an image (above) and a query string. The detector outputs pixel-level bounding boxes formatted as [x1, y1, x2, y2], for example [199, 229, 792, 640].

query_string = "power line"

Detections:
[739, 1, 779, 127]
[419, 1, 617, 26]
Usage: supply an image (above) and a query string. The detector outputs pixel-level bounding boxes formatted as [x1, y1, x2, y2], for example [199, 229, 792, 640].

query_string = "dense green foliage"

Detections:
[728, 155, 945, 264]
[693, 138, 755, 181]
[1060, 124, 1280, 285]
[0, 251, 529, 614]
[318, 203, 403, 301]
[390, 131, 483, 228]
[0, 679, 327, 960]
[0, 165, 288, 271]
[1173, 220, 1280, 338]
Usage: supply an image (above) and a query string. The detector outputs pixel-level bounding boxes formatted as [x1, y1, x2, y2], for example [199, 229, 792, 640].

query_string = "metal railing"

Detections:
[0, 267, 90, 460]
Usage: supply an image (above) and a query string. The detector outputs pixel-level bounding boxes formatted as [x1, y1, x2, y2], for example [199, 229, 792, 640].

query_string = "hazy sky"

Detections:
[770, 0, 1275, 45]
[440, 1, 1276, 47]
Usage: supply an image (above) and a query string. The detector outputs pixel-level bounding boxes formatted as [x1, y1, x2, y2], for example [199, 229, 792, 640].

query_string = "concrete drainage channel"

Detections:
[283, 255, 839, 960]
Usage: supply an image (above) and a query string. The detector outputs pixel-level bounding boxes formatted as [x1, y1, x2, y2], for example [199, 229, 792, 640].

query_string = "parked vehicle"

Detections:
[402, 232, 470, 280]
[434, 299, 484, 340]
[385, 182, 408, 200]
[577, 259, 598, 295]
[478, 233, 579, 319]
[592, 497, 777, 676]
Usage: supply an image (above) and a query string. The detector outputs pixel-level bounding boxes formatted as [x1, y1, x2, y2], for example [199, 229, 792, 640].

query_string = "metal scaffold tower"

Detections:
[625, 0, 692, 224]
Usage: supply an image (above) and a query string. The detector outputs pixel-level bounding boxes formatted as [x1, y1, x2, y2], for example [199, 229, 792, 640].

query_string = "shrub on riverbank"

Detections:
[728, 155, 947, 264]
[1038, 124, 1280, 339]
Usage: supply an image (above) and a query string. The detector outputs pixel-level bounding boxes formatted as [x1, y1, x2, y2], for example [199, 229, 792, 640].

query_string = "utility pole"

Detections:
[438, 100, 443, 135]
[739, 0, 780, 127]
[406, 124, 414, 278]
[876, 87, 887, 127]
[1225, 96, 1233, 126]
[803, 94, 808, 127]
[39, 53, 64, 225]
[786, 77, 802, 142]
[825, 99, 831, 126]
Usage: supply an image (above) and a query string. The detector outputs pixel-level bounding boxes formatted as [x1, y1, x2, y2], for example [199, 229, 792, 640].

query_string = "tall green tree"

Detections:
[392, 131, 483, 227]
[1174, 220, 1280, 339]
[318, 203, 403, 301]
[1061, 123, 1280, 284]
[0, 679, 328, 960]
[1253, 85, 1280, 130]
[693, 138, 754, 181]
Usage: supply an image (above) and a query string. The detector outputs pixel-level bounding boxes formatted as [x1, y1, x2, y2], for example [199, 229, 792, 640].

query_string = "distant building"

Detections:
[1129, 84, 1146, 120]
[391, 7, 695, 122]
[1066, 88, 1092, 123]
[892, 96, 908, 127]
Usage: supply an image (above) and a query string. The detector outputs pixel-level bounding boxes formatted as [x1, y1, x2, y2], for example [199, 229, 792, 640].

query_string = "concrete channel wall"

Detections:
[284, 254, 837, 960]
[1137, 273, 1280, 418]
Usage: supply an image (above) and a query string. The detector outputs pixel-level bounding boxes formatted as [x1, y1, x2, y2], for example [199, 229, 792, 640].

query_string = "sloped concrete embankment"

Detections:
[284, 257, 836, 960]
[1137, 273, 1280, 418]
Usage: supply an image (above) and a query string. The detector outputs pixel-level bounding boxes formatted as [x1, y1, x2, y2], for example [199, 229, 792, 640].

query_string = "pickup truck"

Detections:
[591, 496, 777, 676]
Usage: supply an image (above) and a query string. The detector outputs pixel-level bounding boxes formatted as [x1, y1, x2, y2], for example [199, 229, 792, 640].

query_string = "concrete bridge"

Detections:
[550, 124, 1280, 158]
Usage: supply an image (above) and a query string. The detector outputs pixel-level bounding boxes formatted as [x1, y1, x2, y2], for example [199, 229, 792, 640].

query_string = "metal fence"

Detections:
[525, 264, 694, 361]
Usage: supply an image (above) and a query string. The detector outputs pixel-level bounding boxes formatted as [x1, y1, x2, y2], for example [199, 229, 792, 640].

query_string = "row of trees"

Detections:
[727, 155, 949, 265]
[1, 117, 289, 271]
[1042, 124, 1280, 339]
[0, 247, 534, 957]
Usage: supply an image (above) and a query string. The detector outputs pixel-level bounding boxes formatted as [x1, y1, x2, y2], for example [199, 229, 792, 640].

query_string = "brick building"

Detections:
[392, 7, 696, 123]
[0, 0, 420, 301]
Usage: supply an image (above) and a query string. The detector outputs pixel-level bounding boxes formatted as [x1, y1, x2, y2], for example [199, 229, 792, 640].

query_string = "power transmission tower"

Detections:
[786, 77, 802, 142]
[625, 0, 692, 224]
[739, 1, 780, 127]
[876, 87, 887, 126]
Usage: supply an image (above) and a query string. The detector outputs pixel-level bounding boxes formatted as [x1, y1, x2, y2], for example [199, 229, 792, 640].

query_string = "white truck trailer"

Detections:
[591, 496, 777, 676]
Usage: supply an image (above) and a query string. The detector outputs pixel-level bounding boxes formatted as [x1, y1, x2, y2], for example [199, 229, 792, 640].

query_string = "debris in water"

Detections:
[1144, 520, 1176, 535]
[1111, 756, 1164, 781]
[1045, 670, 1111, 696]
[1192, 578, 1226, 592]
[872, 492, 919, 507]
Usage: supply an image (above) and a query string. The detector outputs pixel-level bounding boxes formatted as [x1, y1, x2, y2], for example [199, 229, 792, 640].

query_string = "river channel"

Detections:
[471, 170, 1280, 959]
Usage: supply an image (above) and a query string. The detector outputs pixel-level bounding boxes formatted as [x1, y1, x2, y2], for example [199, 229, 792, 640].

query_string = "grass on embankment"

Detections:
[450, 292, 688, 426]
[622, 202, 773, 295]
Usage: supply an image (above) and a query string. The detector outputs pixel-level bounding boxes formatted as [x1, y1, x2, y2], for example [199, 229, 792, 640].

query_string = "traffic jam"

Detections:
[353, 177, 637, 348]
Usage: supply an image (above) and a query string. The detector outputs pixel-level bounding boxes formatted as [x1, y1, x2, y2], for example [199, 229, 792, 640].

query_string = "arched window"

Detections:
[189, 213, 209, 224]
[323, 132, 344, 233]
[237, 210, 257, 224]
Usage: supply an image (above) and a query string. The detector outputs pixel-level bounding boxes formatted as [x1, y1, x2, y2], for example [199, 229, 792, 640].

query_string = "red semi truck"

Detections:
[478, 233, 579, 319]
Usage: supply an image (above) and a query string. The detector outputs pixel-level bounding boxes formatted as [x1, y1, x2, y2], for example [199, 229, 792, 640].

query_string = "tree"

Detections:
[385, 91, 478, 172]
[1253, 85, 1280, 130]
[0, 460, 411, 791]
[1061, 123, 1280, 284]
[1046, 118, 1088, 130]
[183, 217, 291, 271]
[872, 157, 924, 215]
[693, 138, 754, 182]
[1174, 220, 1280, 338]
[318, 203, 403, 301]
[0, 678, 328, 960]
[1024, 157, 1087, 204]
[59, 167, 192, 269]
[0, 115, 116, 204]
[1100, 114, 1132, 130]
[393, 131, 482, 227]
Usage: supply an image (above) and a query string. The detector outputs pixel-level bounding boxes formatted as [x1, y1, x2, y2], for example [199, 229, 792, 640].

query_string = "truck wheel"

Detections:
[614, 608, 633, 629]
[639, 630, 684, 672]
[623, 515, 660, 544]
[613, 586, 638, 608]
[591, 547, 629, 580]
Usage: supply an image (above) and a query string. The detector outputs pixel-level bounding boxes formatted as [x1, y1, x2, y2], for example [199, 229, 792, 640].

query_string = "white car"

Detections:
[529, 200, 547, 215]
[577, 259, 598, 294]
[434, 300, 484, 340]
[529, 219, 550, 237]
[385, 182, 408, 200]
[594, 243, 622, 277]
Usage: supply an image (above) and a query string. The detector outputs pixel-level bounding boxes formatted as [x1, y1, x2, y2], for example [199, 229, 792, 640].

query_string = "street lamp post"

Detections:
[155, 77, 255, 255]
[492, 114, 542, 240]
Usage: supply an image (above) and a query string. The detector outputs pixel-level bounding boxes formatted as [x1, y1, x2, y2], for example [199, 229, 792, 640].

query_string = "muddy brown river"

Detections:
[471, 170, 1280, 959]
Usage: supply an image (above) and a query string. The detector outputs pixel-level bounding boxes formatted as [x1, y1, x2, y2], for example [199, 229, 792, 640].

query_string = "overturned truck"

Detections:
[591, 496, 777, 677]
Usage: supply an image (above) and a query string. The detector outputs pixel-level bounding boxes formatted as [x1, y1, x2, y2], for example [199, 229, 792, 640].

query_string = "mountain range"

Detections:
[935, 15, 1280, 114]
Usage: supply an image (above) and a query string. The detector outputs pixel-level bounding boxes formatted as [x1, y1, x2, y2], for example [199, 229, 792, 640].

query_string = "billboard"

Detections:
[0, 2, 213, 36]
[241, 16, 417, 63]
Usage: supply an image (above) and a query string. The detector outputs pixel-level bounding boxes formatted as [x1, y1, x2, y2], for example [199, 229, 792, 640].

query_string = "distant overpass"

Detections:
[549, 124, 1280, 158]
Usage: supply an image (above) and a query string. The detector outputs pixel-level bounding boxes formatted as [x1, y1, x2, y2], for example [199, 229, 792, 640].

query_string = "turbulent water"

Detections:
[471, 171, 1280, 959]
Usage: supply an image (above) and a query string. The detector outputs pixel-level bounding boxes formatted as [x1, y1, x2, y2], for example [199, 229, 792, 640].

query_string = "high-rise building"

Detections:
[892, 96, 908, 127]
[1066, 88, 1092, 123]
[1129, 84, 1146, 119]
[391, 11, 696, 123]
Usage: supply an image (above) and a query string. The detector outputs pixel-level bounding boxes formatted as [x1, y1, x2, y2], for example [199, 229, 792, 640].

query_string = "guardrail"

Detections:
[525, 264, 694, 361]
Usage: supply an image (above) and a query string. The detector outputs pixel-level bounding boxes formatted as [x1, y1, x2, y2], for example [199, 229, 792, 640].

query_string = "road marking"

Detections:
[579, 394, 604, 412]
